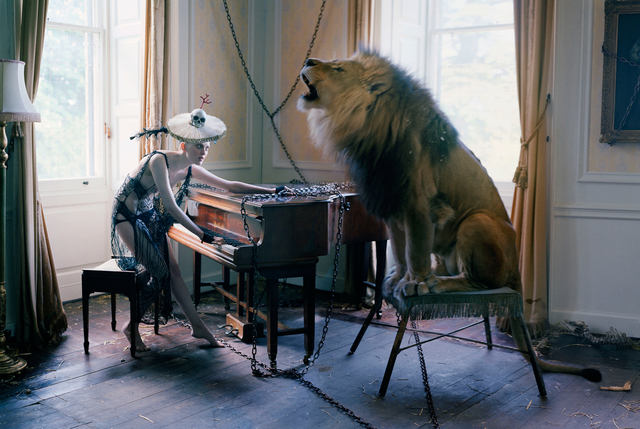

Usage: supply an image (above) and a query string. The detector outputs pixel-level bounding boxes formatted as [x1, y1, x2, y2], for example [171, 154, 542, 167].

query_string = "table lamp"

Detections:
[0, 59, 41, 374]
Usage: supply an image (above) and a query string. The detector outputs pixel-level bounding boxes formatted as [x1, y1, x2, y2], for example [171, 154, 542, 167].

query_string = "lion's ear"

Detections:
[367, 81, 390, 95]
[363, 74, 392, 96]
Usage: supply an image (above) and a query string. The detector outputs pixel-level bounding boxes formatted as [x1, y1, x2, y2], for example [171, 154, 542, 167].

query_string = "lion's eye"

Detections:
[333, 67, 345, 72]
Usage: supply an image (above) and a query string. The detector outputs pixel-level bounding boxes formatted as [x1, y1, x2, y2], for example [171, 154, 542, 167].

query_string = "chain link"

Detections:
[602, 46, 640, 144]
[233, 185, 379, 428]
[223, 0, 327, 183]
[411, 320, 440, 428]
[173, 184, 378, 427]
[394, 311, 439, 427]
[178, 182, 376, 426]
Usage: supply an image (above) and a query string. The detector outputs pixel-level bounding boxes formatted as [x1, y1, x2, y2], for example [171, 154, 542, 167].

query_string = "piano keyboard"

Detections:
[201, 226, 247, 247]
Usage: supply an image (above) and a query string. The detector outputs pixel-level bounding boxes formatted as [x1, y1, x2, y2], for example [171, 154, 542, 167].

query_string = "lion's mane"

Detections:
[305, 50, 459, 220]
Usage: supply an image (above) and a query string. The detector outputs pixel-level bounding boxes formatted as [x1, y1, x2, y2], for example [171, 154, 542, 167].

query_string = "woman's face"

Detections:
[183, 142, 210, 165]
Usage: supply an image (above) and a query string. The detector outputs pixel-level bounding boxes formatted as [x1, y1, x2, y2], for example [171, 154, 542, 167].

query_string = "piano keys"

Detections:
[168, 184, 387, 368]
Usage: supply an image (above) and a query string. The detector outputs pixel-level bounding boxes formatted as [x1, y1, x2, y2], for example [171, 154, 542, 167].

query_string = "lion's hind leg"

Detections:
[424, 273, 485, 294]
[428, 212, 518, 294]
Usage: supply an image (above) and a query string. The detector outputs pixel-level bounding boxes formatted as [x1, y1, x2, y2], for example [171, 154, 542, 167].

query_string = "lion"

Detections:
[297, 50, 601, 383]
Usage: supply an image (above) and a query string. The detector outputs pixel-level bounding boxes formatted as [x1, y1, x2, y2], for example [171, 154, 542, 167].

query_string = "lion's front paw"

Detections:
[394, 276, 419, 299]
[416, 274, 437, 295]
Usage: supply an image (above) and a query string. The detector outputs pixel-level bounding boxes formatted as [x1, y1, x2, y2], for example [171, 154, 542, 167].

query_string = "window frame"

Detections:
[37, 2, 109, 194]
[376, 0, 518, 212]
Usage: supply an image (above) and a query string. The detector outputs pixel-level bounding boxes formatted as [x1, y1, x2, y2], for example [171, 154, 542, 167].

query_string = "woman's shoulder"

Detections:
[148, 150, 180, 166]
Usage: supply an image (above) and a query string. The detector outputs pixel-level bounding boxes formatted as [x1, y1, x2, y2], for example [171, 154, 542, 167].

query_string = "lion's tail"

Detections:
[509, 317, 602, 383]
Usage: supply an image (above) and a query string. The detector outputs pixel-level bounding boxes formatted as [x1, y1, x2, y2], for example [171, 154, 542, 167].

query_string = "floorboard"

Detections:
[1, 287, 639, 429]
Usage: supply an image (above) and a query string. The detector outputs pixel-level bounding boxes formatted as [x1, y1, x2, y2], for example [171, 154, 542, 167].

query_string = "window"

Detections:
[379, 0, 520, 186]
[35, 0, 106, 187]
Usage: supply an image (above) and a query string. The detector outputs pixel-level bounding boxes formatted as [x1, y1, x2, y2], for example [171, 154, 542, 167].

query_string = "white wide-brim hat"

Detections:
[166, 109, 227, 144]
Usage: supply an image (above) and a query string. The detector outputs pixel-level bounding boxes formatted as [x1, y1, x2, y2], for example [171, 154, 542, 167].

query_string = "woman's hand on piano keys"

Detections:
[201, 228, 223, 246]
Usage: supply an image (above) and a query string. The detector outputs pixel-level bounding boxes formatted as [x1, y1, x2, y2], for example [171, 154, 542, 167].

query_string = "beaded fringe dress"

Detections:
[111, 151, 192, 324]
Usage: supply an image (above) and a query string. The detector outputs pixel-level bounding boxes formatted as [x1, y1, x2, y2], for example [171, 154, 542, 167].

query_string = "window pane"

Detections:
[36, 27, 102, 180]
[436, 29, 520, 182]
[436, 0, 514, 29]
[47, 0, 98, 27]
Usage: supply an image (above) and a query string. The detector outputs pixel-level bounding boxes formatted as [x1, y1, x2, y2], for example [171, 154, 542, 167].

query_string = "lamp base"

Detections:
[0, 347, 27, 375]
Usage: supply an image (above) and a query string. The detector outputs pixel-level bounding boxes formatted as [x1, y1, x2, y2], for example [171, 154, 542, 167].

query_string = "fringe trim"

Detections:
[47, 311, 68, 345]
[385, 287, 523, 320]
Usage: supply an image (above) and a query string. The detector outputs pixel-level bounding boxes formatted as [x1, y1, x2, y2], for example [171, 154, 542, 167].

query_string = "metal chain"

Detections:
[223, 0, 327, 183]
[394, 311, 439, 427]
[411, 320, 440, 429]
[235, 185, 376, 428]
[174, 183, 373, 426]
[240, 185, 347, 375]
[602, 46, 640, 144]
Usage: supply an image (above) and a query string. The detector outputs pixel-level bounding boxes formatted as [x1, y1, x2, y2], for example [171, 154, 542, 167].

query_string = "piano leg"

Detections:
[303, 272, 315, 364]
[193, 251, 202, 307]
[237, 272, 245, 318]
[266, 277, 279, 368]
[246, 272, 254, 323]
[222, 267, 231, 310]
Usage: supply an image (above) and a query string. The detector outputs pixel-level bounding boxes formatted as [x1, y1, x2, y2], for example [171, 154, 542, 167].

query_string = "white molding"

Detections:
[549, 308, 640, 336]
[202, 159, 253, 171]
[39, 187, 112, 205]
[269, 0, 284, 171]
[554, 204, 640, 220]
[578, 170, 640, 184]
[272, 158, 345, 172]
[575, 1, 594, 183]
[60, 256, 225, 303]
[244, 0, 258, 171]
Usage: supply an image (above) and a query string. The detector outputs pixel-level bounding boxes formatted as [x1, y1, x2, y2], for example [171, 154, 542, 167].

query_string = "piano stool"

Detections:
[349, 287, 547, 398]
[82, 259, 159, 358]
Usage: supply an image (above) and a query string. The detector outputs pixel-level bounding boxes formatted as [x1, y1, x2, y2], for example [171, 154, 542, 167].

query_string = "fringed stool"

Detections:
[357, 287, 546, 397]
[82, 259, 158, 357]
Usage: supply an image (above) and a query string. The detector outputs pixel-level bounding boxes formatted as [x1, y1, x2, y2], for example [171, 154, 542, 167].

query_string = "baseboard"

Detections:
[549, 308, 640, 338]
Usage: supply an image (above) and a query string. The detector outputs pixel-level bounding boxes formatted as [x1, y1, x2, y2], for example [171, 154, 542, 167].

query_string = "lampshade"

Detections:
[0, 59, 40, 123]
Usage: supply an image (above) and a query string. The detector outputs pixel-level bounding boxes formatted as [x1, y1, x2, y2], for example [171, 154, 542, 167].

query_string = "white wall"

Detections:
[549, 0, 640, 336]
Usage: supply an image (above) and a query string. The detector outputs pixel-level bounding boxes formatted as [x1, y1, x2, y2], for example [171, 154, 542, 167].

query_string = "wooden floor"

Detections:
[1, 285, 639, 429]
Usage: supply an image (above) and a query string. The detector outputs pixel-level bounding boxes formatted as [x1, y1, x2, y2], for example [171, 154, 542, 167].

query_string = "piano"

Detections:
[168, 184, 387, 368]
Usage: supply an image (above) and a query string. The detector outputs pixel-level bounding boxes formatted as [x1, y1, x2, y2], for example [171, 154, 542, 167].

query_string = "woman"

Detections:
[112, 108, 283, 351]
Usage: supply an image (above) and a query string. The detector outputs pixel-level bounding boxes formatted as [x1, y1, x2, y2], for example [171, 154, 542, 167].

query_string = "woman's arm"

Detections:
[148, 155, 208, 240]
[190, 165, 281, 194]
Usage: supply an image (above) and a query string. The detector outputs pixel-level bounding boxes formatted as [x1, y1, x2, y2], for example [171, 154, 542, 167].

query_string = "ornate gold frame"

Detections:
[600, 0, 640, 145]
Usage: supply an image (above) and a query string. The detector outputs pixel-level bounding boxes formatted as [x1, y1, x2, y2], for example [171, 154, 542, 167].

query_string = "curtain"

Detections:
[10, 0, 67, 346]
[140, 0, 169, 156]
[346, 0, 378, 300]
[508, 0, 555, 337]
[348, 0, 373, 53]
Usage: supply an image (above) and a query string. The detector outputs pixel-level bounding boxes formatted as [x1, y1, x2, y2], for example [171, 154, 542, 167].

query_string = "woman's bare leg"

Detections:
[166, 238, 223, 347]
[115, 221, 150, 352]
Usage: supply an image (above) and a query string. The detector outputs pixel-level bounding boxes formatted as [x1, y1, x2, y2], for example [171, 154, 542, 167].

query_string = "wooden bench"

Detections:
[82, 259, 158, 357]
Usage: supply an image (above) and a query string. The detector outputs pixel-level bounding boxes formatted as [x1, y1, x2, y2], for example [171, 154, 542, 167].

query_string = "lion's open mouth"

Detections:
[301, 73, 318, 101]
